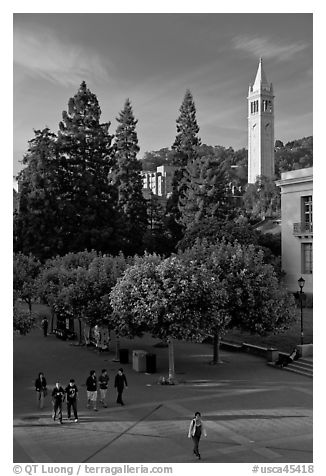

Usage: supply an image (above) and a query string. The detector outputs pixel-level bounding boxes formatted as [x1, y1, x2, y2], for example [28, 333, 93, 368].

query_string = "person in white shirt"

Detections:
[188, 411, 207, 459]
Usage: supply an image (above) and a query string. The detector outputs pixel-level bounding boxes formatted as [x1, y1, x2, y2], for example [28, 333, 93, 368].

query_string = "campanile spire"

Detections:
[247, 59, 275, 183]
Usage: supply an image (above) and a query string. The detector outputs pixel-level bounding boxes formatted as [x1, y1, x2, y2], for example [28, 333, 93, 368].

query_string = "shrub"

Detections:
[13, 308, 36, 335]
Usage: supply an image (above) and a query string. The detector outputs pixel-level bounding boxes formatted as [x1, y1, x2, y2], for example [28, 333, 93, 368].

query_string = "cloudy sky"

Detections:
[13, 12, 313, 175]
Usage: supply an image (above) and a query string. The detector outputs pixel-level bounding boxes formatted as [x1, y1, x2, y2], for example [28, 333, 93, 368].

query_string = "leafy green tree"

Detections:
[178, 216, 282, 274]
[36, 258, 74, 332]
[87, 253, 131, 323]
[110, 254, 227, 380]
[13, 307, 36, 335]
[56, 81, 119, 254]
[141, 148, 175, 171]
[243, 175, 281, 220]
[178, 216, 259, 251]
[36, 251, 131, 342]
[274, 136, 313, 177]
[55, 250, 99, 271]
[13, 252, 41, 314]
[110, 99, 148, 255]
[179, 239, 296, 361]
[14, 128, 62, 260]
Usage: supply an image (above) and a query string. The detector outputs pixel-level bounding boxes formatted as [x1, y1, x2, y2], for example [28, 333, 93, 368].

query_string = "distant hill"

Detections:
[274, 136, 313, 177]
[140, 136, 313, 181]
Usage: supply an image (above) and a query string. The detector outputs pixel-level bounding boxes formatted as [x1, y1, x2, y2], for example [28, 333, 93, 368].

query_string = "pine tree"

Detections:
[178, 155, 232, 229]
[14, 128, 63, 260]
[110, 99, 147, 255]
[166, 90, 201, 243]
[56, 81, 119, 254]
[143, 193, 171, 255]
[172, 89, 201, 166]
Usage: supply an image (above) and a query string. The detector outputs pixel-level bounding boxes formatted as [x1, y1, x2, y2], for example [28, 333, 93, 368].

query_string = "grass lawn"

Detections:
[223, 307, 313, 352]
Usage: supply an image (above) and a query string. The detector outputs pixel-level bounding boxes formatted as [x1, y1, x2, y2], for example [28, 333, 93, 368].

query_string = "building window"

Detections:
[251, 100, 259, 113]
[302, 243, 313, 274]
[302, 195, 312, 232]
[262, 100, 272, 112]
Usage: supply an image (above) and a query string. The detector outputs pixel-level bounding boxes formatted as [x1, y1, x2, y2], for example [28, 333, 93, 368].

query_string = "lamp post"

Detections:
[298, 277, 305, 345]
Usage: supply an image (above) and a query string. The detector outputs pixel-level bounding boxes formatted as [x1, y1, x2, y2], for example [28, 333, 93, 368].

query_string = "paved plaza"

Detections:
[13, 327, 313, 463]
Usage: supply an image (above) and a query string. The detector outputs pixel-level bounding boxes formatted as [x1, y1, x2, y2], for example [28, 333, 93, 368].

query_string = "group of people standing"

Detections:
[34, 367, 128, 424]
[35, 371, 208, 459]
[86, 368, 128, 410]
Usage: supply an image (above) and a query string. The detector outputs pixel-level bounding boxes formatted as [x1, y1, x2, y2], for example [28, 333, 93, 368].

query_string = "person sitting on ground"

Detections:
[275, 348, 298, 367]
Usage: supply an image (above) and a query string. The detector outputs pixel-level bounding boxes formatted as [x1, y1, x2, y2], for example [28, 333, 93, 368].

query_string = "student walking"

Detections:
[98, 369, 109, 408]
[35, 372, 47, 409]
[86, 370, 98, 411]
[52, 381, 65, 424]
[114, 368, 128, 406]
[65, 379, 78, 422]
[41, 317, 48, 337]
[188, 412, 207, 460]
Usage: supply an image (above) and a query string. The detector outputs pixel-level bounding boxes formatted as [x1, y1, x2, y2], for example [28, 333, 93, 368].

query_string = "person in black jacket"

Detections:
[86, 370, 98, 411]
[52, 381, 65, 423]
[114, 368, 128, 405]
[65, 379, 78, 422]
[35, 372, 47, 409]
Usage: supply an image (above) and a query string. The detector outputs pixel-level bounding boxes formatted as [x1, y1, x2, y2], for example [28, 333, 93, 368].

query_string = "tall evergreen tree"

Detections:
[14, 128, 62, 260]
[166, 90, 201, 246]
[56, 81, 119, 254]
[178, 154, 235, 229]
[172, 89, 201, 166]
[110, 99, 147, 255]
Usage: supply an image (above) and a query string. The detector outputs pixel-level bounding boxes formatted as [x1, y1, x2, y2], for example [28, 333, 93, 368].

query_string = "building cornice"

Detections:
[276, 175, 313, 188]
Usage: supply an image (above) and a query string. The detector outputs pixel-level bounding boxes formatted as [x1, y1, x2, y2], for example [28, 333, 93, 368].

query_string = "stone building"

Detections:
[142, 165, 176, 198]
[276, 167, 313, 294]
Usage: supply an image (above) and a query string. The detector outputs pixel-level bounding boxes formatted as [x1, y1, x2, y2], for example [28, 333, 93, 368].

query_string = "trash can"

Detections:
[146, 353, 157, 373]
[132, 350, 147, 372]
[119, 348, 129, 364]
[266, 348, 279, 363]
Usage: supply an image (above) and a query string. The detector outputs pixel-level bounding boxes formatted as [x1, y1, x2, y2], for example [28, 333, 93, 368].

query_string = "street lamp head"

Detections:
[298, 276, 305, 290]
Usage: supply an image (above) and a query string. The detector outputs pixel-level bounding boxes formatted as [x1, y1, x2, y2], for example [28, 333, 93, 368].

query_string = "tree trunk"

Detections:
[50, 308, 55, 333]
[168, 338, 176, 383]
[78, 318, 82, 345]
[113, 334, 120, 362]
[212, 331, 222, 365]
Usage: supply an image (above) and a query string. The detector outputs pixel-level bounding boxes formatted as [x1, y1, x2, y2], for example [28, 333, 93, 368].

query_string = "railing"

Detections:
[293, 222, 313, 236]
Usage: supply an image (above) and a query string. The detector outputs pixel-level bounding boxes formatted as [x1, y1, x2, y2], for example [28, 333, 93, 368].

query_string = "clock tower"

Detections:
[248, 58, 275, 184]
